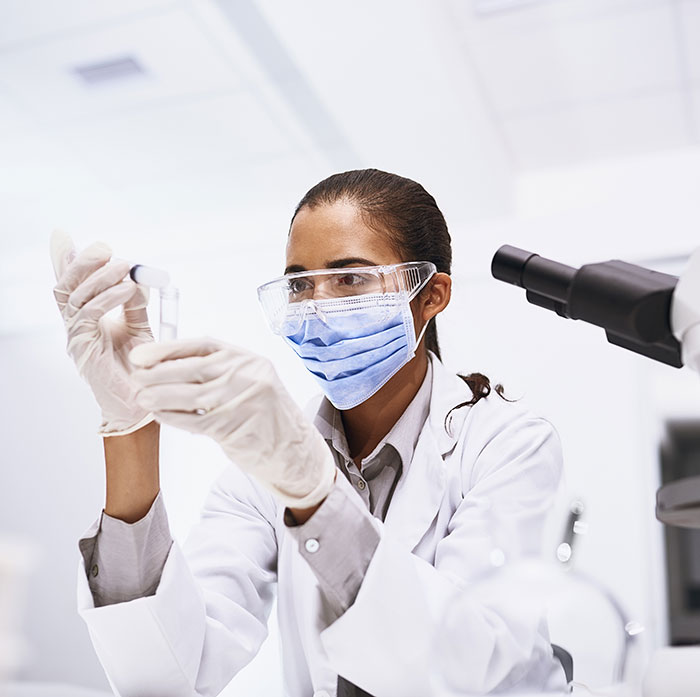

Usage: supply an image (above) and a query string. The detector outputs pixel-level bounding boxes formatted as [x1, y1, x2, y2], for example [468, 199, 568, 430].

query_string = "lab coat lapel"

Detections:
[383, 424, 445, 550]
[383, 354, 472, 550]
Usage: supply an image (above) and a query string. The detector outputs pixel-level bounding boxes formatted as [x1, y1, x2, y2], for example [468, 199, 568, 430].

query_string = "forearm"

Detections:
[104, 420, 161, 523]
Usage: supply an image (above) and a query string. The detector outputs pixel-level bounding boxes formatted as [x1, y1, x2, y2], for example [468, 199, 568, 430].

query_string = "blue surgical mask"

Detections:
[283, 293, 430, 410]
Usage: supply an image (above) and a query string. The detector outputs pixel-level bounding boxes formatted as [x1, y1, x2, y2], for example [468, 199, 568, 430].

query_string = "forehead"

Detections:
[286, 200, 402, 270]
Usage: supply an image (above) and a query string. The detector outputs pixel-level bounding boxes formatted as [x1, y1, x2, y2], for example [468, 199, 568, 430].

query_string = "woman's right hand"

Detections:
[50, 230, 155, 436]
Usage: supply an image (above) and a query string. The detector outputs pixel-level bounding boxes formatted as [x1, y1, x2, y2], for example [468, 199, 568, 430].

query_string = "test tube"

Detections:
[130, 265, 179, 341]
[159, 286, 179, 341]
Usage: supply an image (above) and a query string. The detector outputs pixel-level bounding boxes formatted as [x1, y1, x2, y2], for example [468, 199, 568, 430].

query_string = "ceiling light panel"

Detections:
[73, 55, 146, 85]
[0, 6, 244, 122]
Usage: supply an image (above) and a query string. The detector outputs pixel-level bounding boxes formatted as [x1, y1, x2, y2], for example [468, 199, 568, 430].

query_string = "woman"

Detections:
[51, 169, 565, 697]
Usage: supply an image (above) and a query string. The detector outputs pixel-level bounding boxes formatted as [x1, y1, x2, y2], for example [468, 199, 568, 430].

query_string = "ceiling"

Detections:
[453, 0, 700, 167]
[1, 0, 699, 332]
[260, 0, 700, 169]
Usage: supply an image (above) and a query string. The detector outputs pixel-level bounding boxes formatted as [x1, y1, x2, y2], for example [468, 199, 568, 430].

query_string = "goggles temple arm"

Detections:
[406, 266, 437, 301]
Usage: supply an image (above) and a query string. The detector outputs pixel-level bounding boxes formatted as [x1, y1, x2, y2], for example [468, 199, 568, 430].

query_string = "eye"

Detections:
[288, 277, 313, 297]
[336, 273, 366, 287]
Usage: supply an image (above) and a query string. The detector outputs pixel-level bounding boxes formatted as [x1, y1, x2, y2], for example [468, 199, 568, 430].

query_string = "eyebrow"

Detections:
[284, 257, 378, 275]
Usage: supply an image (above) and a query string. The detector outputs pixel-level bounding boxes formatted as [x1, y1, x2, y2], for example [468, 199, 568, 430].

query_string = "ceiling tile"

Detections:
[0, 0, 173, 48]
[466, 4, 679, 114]
[502, 91, 690, 168]
[256, 0, 515, 220]
[51, 91, 297, 187]
[679, 0, 700, 83]
[467, 0, 669, 27]
[0, 6, 244, 123]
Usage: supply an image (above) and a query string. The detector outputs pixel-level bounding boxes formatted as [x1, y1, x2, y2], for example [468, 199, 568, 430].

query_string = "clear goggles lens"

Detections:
[257, 261, 437, 335]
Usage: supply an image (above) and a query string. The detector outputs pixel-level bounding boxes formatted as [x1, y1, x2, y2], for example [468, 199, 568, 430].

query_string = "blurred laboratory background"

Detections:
[1, 0, 700, 694]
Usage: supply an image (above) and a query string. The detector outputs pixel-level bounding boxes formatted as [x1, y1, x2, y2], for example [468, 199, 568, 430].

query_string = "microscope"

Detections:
[491, 245, 700, 696]
[491, 245, 700, 529]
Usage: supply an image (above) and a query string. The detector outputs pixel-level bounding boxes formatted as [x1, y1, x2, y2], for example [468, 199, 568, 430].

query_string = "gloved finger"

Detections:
[129, 337, 224, 369]
[122, 283, 150, 328]
[124, 283, 149, 312]
[54, 241, 113, 303]
[64, 259, 131, 319]
[135, 374, 230, 413]
[49, 229, 76, 282]
[131, 351, 227, 387]
[67, 280, 141, 328]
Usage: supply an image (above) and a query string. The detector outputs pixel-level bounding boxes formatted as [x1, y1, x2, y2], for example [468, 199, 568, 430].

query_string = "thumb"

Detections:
[49, 229, 76, 281]
[123, 282, 151, 328]
[124, 283, 149, 312]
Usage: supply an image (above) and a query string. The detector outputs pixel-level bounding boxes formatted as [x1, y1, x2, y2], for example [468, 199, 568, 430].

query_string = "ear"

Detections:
[420, 272, 451, 322]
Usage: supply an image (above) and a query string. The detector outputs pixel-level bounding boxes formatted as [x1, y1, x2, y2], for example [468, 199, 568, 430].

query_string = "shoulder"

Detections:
[463, 390, 555, 441]
[447, 390, 562, 490]
[430, 356, 556, 447]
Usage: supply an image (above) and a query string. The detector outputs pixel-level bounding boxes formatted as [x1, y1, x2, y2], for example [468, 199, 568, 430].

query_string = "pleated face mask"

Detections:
[257, 262, 436, 409]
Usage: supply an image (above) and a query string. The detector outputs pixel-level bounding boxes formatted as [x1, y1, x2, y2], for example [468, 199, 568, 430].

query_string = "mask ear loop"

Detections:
[414, 317, 430, 348]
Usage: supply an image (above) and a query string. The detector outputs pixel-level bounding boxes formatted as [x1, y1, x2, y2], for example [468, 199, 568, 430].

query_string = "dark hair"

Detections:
[291, 168, 505, 412]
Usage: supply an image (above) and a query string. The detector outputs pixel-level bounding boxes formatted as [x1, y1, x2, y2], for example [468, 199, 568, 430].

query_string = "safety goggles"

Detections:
[257, 261, 437, 335]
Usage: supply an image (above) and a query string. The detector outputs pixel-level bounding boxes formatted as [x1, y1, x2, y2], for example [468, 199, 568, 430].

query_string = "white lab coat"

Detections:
[77, 356, 566, 697]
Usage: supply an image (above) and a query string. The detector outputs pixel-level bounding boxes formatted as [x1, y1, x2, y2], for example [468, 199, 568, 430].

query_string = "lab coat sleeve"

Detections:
[77, 464, 279, 697]
[78, 491, 173, 607]
[285, 473, 381, 617]
[319, 399, 565, 697]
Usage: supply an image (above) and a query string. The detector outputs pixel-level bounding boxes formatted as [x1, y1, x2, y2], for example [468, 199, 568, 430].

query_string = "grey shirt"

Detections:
[286, 359, 432, 613]
[80, 360, 433, 617]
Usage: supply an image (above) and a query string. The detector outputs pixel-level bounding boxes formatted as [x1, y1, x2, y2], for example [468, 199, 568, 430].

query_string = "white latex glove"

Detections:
[50, 230, 155, 436]
[129, 339, 336, 509]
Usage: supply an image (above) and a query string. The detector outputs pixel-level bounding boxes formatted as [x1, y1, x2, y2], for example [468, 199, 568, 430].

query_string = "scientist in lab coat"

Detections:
[51, 169, 566, 697]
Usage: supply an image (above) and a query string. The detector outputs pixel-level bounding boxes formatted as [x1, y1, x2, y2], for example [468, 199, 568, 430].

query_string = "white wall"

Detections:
[0, 328, 114, 688]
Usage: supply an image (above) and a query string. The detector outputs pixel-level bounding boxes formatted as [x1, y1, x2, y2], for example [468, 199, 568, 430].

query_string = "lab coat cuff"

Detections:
[77, 541, 206, 693]
[78, 492, 173, 607]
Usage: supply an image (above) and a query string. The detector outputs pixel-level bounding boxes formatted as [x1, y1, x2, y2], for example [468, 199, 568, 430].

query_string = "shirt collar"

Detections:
[313, 359, 433, 470]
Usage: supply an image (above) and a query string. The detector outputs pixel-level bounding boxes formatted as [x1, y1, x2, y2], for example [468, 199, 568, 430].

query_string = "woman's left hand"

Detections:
[129, 338, 336, 509]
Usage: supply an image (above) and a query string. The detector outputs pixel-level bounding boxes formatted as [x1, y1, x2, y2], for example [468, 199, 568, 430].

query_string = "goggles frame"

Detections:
[257, 261, 437, 335]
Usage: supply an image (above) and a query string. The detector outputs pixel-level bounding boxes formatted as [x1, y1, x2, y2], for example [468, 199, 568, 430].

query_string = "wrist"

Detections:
[100, 412, 154, 437]
[287, 501, 323, 525]
[286, 469, 337, 524]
